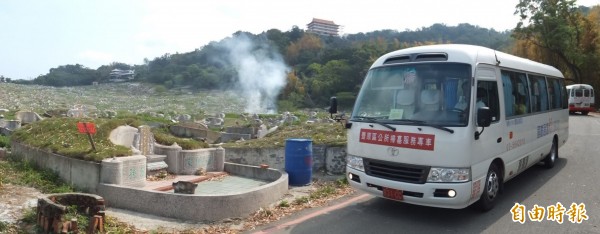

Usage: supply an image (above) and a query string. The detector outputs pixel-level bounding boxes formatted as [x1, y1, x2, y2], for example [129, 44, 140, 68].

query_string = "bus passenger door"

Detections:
[472, 67, 505, 169]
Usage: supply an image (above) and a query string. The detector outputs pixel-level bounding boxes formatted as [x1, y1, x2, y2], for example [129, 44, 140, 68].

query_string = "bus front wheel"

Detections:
[478, 163, 501, 212]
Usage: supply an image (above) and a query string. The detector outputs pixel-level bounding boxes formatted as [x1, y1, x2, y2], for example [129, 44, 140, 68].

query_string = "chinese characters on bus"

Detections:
[359, 129, 435, 151]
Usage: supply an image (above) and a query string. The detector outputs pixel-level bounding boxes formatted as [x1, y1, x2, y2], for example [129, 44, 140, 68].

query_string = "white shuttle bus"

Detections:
[566, 84, 595, 115]
[339, 44, 569, 211]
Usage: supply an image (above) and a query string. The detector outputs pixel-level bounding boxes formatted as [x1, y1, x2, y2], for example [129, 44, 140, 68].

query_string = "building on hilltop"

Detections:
[306, 18, 340, 36]
[109, 69, 135, 82]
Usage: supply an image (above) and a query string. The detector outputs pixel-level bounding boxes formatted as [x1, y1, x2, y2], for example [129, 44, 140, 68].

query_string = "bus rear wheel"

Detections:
[478, 163, 501, 212]
[582, 111, 589, 115]
[543, 139, 558, 169]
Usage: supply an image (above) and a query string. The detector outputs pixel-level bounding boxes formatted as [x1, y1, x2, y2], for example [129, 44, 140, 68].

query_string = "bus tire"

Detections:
[582, 111, 589, 115]
[478, 163, 501, 212]
[543, 139, 558, 169]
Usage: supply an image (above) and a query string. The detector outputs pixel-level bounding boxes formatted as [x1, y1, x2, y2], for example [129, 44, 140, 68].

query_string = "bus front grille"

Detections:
[364, 159, 430, 184]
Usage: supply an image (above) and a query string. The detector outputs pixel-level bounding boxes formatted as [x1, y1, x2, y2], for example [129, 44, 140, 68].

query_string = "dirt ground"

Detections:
[0, 184, 43, 224]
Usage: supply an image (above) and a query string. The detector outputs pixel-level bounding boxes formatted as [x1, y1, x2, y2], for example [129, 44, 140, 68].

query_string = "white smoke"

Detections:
[222, 34, 288, 114]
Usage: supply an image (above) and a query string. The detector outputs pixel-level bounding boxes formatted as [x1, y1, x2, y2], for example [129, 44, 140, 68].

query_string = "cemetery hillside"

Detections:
[1, 82, 346, 153]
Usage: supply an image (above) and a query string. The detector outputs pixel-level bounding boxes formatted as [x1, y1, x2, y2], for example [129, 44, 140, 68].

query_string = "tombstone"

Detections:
[137, 125, 168, 174]
[137, 125, 154, 155]
[172, 181, 198, 194]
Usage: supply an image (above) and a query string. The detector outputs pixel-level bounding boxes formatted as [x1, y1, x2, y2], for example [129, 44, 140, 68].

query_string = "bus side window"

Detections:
[502, 70, 529, 116]
[477, 81, 500, 122]
[559, 79, 568, 109]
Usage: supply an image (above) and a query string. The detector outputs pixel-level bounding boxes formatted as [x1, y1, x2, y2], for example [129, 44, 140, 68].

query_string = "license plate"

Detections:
[383, 187, 404, 201]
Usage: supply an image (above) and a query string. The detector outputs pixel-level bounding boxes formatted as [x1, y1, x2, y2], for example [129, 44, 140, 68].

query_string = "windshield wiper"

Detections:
[389, 119, 454, 134]
[355, 117, 396, 131]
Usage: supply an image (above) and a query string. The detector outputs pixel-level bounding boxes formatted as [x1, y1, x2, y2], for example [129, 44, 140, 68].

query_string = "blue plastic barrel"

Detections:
[285, 138, 313, 186]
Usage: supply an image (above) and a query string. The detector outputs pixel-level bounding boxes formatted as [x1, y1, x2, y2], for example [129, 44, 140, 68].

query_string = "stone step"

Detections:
[146, 154, 166, 163]
[147, 161, 168, 171]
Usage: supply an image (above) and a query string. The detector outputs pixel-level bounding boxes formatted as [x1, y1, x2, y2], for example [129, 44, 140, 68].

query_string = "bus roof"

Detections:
[371, 44, 564, 78]
[566, 84, 593, 89]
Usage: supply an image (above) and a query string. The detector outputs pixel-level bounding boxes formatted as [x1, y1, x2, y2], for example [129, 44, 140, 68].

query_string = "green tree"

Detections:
[513, 0, 598, 83]
[33, 64, 100, 86]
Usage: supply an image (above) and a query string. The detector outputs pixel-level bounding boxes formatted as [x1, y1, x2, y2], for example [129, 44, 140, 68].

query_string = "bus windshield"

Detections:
[351, 63, 472, 126]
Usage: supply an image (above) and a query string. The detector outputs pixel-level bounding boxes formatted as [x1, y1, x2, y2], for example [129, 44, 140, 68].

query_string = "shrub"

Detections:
[0, 135, 9, 148]
[151, 126, 208, 150]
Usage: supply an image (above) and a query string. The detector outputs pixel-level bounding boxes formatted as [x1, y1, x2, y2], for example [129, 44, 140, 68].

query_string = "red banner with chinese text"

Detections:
[359, 129, 435, 151]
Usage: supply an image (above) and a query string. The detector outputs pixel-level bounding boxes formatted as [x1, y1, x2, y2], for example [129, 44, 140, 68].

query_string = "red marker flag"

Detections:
[77, 122, 96, 134]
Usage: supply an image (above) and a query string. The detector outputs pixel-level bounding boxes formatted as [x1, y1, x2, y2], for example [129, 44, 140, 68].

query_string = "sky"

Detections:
[1, 0, 599, 80]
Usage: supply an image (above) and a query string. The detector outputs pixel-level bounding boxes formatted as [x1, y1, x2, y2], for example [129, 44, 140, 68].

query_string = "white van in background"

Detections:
[566, 84, 595, 115]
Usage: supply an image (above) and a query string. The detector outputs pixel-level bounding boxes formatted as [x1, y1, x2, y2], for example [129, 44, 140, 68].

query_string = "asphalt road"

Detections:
[251, 114, 600, 234]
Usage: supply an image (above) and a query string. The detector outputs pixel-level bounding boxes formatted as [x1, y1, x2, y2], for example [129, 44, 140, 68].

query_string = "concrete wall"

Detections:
[169, 125, 221, 143]
[97, 162, 288, 222]
[154, 144, 225, 175]
[224, 145, 347, 175]
[10, 141, 102, 193]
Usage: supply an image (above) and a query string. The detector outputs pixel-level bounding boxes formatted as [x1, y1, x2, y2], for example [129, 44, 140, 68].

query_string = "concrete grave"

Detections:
[15, 111, 43, 124]
[5, 120, 21, 131]
[109, 125, 139, 148]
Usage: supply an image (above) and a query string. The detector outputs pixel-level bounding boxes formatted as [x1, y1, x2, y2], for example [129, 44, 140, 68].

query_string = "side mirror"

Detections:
[329, 96, 338, 114]
[477, 107, 492, 127]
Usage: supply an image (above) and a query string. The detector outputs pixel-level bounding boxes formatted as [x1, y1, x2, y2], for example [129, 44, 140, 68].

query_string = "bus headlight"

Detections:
[427, 168, 470, 183]
[346, 155, 365, 172]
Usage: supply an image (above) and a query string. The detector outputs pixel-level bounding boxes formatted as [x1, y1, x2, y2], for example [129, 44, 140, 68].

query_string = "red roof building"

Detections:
[307, 18, 340, 36]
